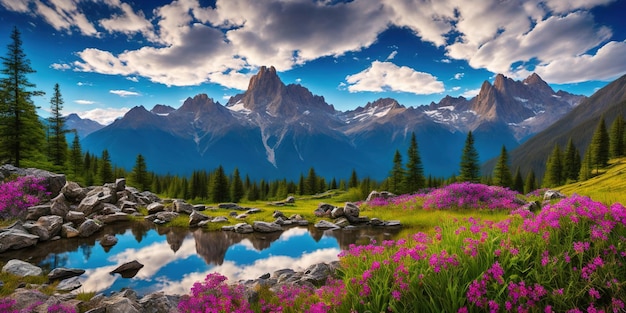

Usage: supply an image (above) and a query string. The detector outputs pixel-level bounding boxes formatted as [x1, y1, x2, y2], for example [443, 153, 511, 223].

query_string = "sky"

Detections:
[1, 0, 625, 125]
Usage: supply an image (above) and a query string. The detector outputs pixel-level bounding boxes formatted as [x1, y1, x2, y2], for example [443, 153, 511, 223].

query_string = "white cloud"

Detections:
[0, 0, 29, 12]
[461, 88, 481, 99]
[110, 89, 140, 97]
[77, 81, 92, 86]
[386, 50, 398, 60]
[34, 0, 99, 36]
[345, 61, 444, 95]
[50, 63, 71, 70]
[126, 76, 139, 82]
[74, 99, 95, 105]
[451, 86, 461, 91]
[99, 0, 154, 39]
[74, 107, 130, 125]
[454, 73, 464, 80]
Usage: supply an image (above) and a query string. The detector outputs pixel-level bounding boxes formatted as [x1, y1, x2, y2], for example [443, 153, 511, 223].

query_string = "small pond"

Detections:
[0, 221, 402, 296]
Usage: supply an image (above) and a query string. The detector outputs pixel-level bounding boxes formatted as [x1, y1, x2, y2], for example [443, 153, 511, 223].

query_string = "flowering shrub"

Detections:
[0, 299, 75, 313]
[0, 176, 48, 219]
[178, 273, 252, 313]
[423, 182, 522, 211]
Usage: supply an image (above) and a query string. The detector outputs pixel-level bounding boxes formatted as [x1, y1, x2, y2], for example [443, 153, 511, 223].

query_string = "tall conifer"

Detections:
[459, 131, 480, 182]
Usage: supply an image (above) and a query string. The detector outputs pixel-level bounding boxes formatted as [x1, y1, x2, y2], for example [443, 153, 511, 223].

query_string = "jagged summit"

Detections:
[151, 104, 175, 115]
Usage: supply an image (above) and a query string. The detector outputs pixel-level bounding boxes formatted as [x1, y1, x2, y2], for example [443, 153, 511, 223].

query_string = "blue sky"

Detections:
[1, 0, 625, 125]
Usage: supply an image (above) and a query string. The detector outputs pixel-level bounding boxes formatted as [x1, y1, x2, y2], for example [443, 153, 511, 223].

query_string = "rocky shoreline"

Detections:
[0, 165, 398, 312]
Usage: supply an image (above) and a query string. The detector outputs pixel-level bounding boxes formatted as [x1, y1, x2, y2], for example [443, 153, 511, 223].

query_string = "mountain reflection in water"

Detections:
[0, 221, 401, 296]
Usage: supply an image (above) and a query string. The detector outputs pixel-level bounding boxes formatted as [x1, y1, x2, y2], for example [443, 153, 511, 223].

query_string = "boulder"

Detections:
[101, 203, 120, 215]
[119, 200, 137, 211]
[25, 204, 51, 221]
[65, 211, 85, 225]
[77, 194, 103, 216]
[252, 221, 282, 233]
[61, 224, 79, 238]
[285, 196, 296, 203]
[139, 191, 161, 204]
[314, 203, 334, 217]
[61, 181, 86, 202]
[110, 260, 144, 278]
[100, 234, 118, 247]
[193, 204, 206, 211]
[330, 207, 344, 218]
[344, 202, 360, 218]
[234, 223, 254, 234]
[88, 186, 118, 204]
[246, 208, 262, 214]
[155, 211, 179, 223]
[48, 267, 85, 281]
[314, 220, 339, 229]
[56, 277, 82, 292]
[334, 217, 350, 228]
[78, 219, 102, 237]
[369, 218, 384, 226]
[301, 263, 331, 285]
[50, 193, 70, 217]
[218, 203, 242, 210]
[173, 200, 194, 214]
[146, 202, 165, 214]
[114, 178, 126, 192]
[0, 222, 39, 252]
[272, 210, 286, 219]
[138, 292, 179, 313]
[384, 220, 402, 227]
[23, 167, 66, 198]
[2, 259, 43, 277]
[189, 210, 210, 227]
[366, 190, 396, 202]
[544, 190, 566, 201]
[99, 212, 129, 224]
[5, 288, 49, 312]
[211, 216, 229, 223]
[36, 215, 64, 240]
[236, 214, 248, 219]
[23, 222, 49, 240]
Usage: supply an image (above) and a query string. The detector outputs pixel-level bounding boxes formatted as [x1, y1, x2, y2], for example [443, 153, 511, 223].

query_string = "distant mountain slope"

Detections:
[64, 113, 104, 139]
[81, 66, 586, 180]
[503, 74, 626, 180]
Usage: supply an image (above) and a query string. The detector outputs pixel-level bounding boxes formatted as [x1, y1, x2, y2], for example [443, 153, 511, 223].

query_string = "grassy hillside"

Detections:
[557, 157, 626, 205]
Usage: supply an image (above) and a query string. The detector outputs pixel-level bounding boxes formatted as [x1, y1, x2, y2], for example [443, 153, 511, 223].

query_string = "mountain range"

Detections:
[77, 66, 604, 181]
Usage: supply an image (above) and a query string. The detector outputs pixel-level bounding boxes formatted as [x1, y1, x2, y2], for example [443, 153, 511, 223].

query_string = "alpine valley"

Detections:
[78, 66, 597, 181]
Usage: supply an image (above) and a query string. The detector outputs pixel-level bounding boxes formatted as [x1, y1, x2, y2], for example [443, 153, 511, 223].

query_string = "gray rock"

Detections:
[105, 297, 140, 313]
[296, 219, 309, 226]
[544, 190, 566, 201]
[384, 220, 402, 227]
[100, 234, 118, 247]
[147, 202, 165, 214]
[48, 267, 85, 281]
[259, 273, 270, 279]
[114, 178, 126, 192]
[38, 215, 63, 237]
[100, 212, 129, 224]
[211, 216, 229, 223]
[193, 204, 206, 211]
[23, 222, 49, 240]
[344, 202, 360, 218]
[272, 210, 286, 219]
[61, 223, 79, 238]
[236, 214, 248, 219]
[246, 208, 262, 214]
[189, 210, 210, 226]
[139, 292, 180, 313]
[218, 203, 242, 210]
[77, 194, 103, 216]
[56, 276, 82, 292]
[5, 288, 49, 311]
[253, 221, 282, 233]
[155, 211, 179, 223]
[2, 259, 43, 276]
[119, 200, 137, 211]
[302, 263, 331, 285]
[234, 223, 254, 234]
[330, 206, 344, 218]
[101, 203, 120, 215]
[25, 204, 51, 221]
[173, 200, 194, 214]
[369, 218, 384, 226]
[221, 225, 235, 231]
[110, 260, 144, 278]
[314, 220, 339, 229]
[21, 167, 66, 198]
[366, 190, 396, 202]
[50, 193, 70, 217]
[285, 196, 296, 203]
[314, 203, 334, 217]
[0, 224, 39, 252]
[65, 211, 85, 225]
[334, 217, 350, 228]
[139, 191, 161, 204]
[78, 219, 102, 237]
[61, 181, 86, 202]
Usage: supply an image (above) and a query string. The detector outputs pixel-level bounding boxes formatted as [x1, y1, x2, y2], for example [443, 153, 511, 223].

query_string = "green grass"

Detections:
[557, 157, 626, 205]
[0, 267, 54, 297]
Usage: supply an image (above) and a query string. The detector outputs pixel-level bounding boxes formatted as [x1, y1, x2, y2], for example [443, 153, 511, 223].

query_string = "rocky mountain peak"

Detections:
[522, 72, 554, 95]
[178, 94, 220, 113]
[151, 104, 176, 115]
[365, 98, 404, 110]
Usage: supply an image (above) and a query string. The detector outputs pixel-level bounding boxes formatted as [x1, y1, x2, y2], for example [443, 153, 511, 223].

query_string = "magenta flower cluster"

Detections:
[0, 176, 48, 219]
[178, 273, 253, 313]
[0, 299, 76, 313]
[423, 182, 522, 210]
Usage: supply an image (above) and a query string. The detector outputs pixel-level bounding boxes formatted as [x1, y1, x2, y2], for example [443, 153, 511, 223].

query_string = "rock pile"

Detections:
[313, 202, 401, 229]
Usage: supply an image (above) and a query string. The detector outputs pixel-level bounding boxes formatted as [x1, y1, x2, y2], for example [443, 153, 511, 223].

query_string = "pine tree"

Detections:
[349, 169, 358, 189]
[543, 144, 563, 187]
[512, 167, 524, 194]
[524, 170, 536, 194]
[47, 83, 68, 166]
[493, 145, 512, 187]
[563, 138, 580, 182]
[459, 131, 480, 182]
[69, 131, 83, 177]
[590, 116, 610, 172]
[130, 154, 149, 191]
[99, 149, 113, 184]
[210, 165, 230, 203]
[579, 147, 593, 180]
[330, 177, 337, 190]
[247, 182, 260, 201]
[0, 27, 46, 167]
[306, 167, 318, 195]
[609, 115, 625, 158]
[230, 168, 245, 203]
[298, 173, 305, 195]
[404, 132, 425, 192]
[389, 150, 405, 194]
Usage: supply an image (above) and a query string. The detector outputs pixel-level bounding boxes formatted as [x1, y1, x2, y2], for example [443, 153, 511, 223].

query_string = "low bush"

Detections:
[0, 176, 48, 220]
